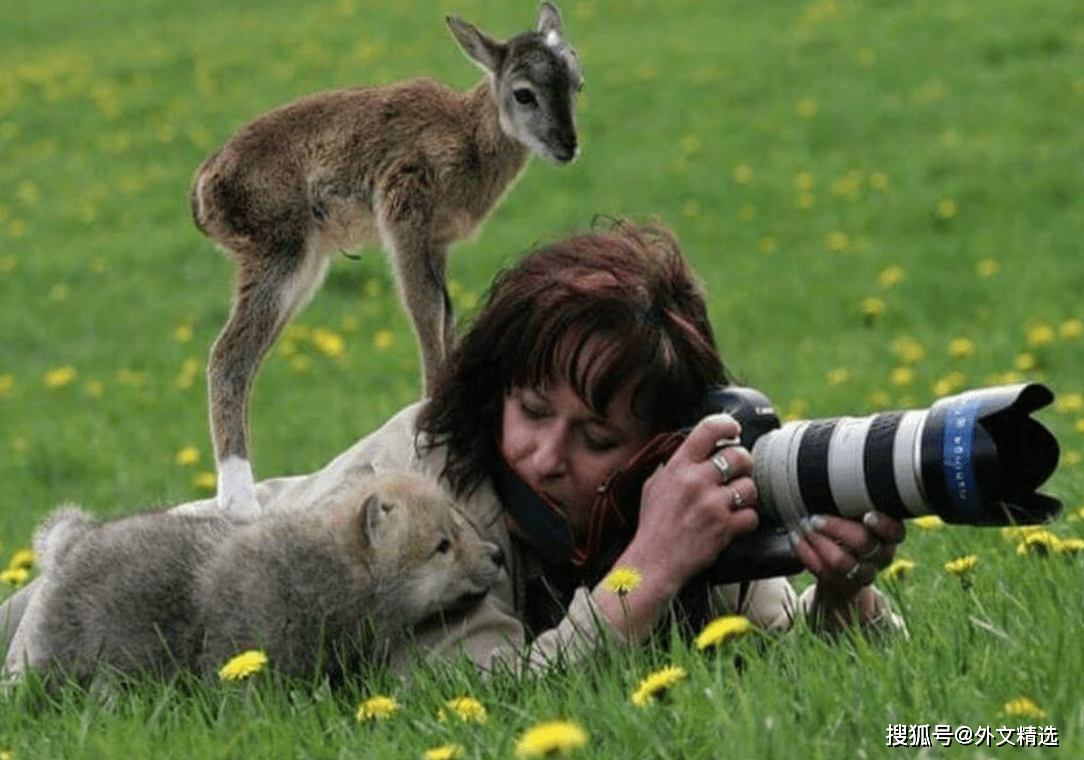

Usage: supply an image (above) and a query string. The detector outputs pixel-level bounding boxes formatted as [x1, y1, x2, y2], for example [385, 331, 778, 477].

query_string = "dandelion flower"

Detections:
[424, 745, 463, 760]
[891, 336, 924, 364]
[1059, 319, 1082, 340]
[1056, 537, 1084, 555]
[944, 554, 978, 576]
[631, 665, 688, 706]
[175, 446, 200, 467]
[312, 328, 345, 359]
[1014, 353, 1036, 371]
[796, 96, 817, 118]
[44, 366, 77, 389]
[732, 164, 753, 185]
[218, 649, 268, 681]
[356, 695, 399, 722]
[695, 614, 755, 650]
[0, 373, 13, 397]
[1000, 696, 1046, 720]
[0, 567, 30, 588]
[890, 367, 914, 387]
[602, 566, 643, 595]
[882, 558, 916, 582]
[1016, 531, 1062, 556]
[374, 329, 396, 351]
[947, 338, 974, 359]
[976, 258, 1000, 277]
[936, 198, 958, 220]
[827, 367, 850, 386]
[514, 719, 588, 758]
[824, 231, 850, 252]
[8, 549, 36, 571]
[932, 371, 965, 397]
[861, 296, 884, 320]
[879, 266, 905, 288]
[1026, 323, 1055, 347]
[1056, 393, 1084, 414]
[193, 471, 217, 491]
[441, 696, 488, 724]
[173, 324, 194, 343]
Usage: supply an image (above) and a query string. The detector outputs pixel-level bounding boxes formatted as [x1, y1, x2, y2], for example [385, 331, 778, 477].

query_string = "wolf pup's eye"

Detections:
[436, 538, 452, 555]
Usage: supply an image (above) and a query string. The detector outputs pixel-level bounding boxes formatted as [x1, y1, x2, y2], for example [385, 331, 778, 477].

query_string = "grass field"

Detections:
[2, 0, 1083, 756]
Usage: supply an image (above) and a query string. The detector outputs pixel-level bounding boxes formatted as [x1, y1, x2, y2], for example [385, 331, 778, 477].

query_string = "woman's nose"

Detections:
[529, 427, 568, 478]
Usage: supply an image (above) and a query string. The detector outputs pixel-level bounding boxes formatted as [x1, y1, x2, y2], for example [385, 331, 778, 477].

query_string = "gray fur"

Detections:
[6, 472, 502, 686]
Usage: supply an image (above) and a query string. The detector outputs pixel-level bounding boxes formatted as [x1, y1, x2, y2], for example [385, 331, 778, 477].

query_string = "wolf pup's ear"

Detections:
[362, 493, 396, 543]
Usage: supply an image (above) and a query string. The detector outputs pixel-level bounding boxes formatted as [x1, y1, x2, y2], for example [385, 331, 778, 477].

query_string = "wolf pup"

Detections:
[4, 471, 503, 687]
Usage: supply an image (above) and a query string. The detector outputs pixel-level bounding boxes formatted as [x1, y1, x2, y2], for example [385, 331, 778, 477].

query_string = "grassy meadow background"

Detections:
[2, 0, 1084, 756]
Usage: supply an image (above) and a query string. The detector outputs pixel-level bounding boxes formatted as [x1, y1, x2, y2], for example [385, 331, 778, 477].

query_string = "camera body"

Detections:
[697, 383, 1062, 583]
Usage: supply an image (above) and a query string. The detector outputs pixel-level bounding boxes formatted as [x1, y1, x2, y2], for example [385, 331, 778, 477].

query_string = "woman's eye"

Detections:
[584, 432, 619, 452]
[520, 401, 547, 420]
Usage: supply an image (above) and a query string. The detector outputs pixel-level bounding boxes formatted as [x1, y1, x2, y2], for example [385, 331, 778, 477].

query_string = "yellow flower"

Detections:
[602, 566, 643, 595]
[861, 296, 884, 319]
[175, 446, 200, 467]
[424, 745, 463, 760]
[947, 337, 974, 359]
[514, 719, 588, 758]
[1056, 537, 1084, 555]
[1056, 393, 1084, 414]
[441, 696, 488, 724]
[0, 567, 30, 588]
[976, 258, 1000, 277]
[932, 371, 966, 397]
[1000, 696, 1046, 720]
[891, 336, 925, 364]
[192, 471, 217, 491]
[218, 649, 268, 681]
[879, 266, 905, 288]
[44, 366, 77, 389]
[825, 231, 851, 252]
[631, 665, 688, 706]
[173, 323, 194, 343]
[890, 367, 915, 387]
[356, 695, 399, 722]
[312, 328, 345, 359]
[694, 615, 755, 650]
[732, 164, 753, 185]
[1059, 319, 1083, 340]
[1015, 530, 1063, 556]
[936, 198, 958, 220]
[0, 373, 13, 397]
[827, 367, 850, 386]
[796, 96, 817, 118]
[1014, 352, 1036, 371]
[882, 558, 916, 582]
[8, 549, 36, 571]
[1026, 323, 1055, 347]
[374, 329, 396, 351]
[944, 554, 978, 576]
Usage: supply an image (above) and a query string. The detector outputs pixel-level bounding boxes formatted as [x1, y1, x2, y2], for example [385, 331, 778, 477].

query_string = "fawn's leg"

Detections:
[208, 240, 328, 518]
[375, 170, 454, 397]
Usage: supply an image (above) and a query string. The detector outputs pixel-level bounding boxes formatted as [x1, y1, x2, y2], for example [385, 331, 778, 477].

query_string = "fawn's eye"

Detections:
[513, 88, 537, 106]
[436, 538, 452, 555]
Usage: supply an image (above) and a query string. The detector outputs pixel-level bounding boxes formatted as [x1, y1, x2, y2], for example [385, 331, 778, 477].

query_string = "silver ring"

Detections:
[731, 489, 745, 509]
[860, 542, 882, 560]
[710, 453, 733, 483]
[845, 562, 863, 582]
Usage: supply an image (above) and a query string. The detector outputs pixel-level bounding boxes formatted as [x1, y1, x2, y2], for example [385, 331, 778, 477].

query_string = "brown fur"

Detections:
[190, 3, 583, 517]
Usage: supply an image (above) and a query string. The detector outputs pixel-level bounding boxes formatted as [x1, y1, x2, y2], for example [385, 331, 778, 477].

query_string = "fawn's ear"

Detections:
[447, 14, 507, 74]
[537, 2, 563, 38]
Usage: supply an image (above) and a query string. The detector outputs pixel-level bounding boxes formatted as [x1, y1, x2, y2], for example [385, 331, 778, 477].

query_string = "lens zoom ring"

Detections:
[797, 420, 840, 516]
[863, 412, 908, 518]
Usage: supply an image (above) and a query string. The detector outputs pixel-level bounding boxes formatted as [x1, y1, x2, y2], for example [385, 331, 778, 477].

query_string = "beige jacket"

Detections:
[171, 401, 803, 673]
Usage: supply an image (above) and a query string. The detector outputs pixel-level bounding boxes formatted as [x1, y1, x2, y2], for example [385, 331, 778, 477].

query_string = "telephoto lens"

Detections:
[698, 383, 1061, 583]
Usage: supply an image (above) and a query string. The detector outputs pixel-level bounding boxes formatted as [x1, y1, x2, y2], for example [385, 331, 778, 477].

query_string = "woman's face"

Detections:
[499, 380, 650, 535]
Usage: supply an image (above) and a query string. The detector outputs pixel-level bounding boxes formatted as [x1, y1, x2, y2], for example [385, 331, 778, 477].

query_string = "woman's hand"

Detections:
[592, 413, 761, 643]
[792, 511, 906, 628]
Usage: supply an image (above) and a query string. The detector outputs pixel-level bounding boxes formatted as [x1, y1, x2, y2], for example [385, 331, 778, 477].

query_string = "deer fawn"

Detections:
[190, 3, 583, 519]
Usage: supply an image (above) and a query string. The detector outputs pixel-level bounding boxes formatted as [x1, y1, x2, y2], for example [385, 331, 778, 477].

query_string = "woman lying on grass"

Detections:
[2, 220, 905, 677]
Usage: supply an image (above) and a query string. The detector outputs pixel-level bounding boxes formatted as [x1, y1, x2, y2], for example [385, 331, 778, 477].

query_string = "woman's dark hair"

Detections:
[419, 220, 728, 498]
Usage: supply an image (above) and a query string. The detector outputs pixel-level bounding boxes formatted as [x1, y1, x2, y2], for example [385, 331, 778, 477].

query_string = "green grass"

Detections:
[2, 0, 1084, 756]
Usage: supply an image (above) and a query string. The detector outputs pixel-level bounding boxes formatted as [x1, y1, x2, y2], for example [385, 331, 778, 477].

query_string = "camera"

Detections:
[696, 383, 1062, 583]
